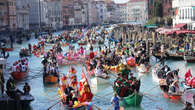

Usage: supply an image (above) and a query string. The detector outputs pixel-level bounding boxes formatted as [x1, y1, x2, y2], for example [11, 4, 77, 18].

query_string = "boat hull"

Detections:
[184, 56, 195, 63]
[43, 75, 59, 84]
[0, 48, 13, 52]
[0, 94, 34, 110]
[11, 71, 28, 80]
[162, 92, 181, 101]
[90, 77, 109, 86]
[120, 92, 143, 107]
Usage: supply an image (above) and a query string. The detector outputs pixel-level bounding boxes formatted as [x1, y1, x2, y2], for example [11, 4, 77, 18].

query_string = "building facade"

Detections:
[127, 0, 148, 25]
[118, 3, 128, 23]
[0, 0, 8, 30]
[172, 0, 195, 29]
[88, 0, 98, 25]
[16, 0, 30, 30]
[46, 0, 62, 30]
[29, 0, 47, 29]
[61, 0, 74, 26]
[7, 0, 17, 31]
[95, 0, 107, 24]
[106, 1, 119, 23]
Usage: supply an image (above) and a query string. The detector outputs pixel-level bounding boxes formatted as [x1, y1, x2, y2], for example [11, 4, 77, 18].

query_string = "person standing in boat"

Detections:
[169, 81, 180, 94]
[110, 93, 120, 110]
[0, 70, 4, 96]
[23, 82, 30, 95]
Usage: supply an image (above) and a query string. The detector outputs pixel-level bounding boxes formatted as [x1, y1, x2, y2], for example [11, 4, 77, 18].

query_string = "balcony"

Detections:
[16, 8, 29, 14]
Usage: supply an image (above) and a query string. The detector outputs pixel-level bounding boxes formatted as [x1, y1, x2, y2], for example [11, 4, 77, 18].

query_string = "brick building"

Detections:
[0, 0, 9, 30]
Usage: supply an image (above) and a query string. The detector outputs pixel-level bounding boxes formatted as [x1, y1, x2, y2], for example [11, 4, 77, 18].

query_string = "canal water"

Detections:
[3, 30, 195, 110]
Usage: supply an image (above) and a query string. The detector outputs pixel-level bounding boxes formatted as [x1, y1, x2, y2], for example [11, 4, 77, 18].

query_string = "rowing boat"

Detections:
[11, 70, 29, 80]
[184, 55, 195, 63]
[0, 48, 13, 52]
[0, 94, 34, 110]
[43, 74, 59, 84]
[162, 91, 182, 101]
[90, 76, 109, 86]
[120, 92, 143, 107]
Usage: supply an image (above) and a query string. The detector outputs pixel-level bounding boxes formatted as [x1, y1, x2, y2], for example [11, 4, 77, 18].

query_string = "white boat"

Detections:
[90, 76, 109, 86]
[184, 55, 195, 63]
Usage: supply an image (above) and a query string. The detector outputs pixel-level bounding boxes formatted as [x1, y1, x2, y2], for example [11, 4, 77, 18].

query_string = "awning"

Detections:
[176, 30, 195, 35]
[144, 24, 158, 28]
[174, 23, 186, 29]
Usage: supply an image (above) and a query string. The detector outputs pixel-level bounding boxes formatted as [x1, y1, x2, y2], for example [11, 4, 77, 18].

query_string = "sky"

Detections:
[114, 0, 129, 3]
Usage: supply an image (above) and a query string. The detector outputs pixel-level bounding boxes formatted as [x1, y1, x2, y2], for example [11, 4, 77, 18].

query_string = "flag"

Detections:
[78, 69, 93, 102]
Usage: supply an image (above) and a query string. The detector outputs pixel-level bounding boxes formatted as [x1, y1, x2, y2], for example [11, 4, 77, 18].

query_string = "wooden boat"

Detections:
[162, 91, 182, 101]
[153, 52, 183, 60]
[0, 94, 34, 110]
[11, 70, 29, 80]
[120, 92, 143, 107]
[58, 75, 93, 110]
[0, 48, 13, 52]
[184, 55, 195, 63]
[43, 74, 59, 84]
[78, 41, 87, 45]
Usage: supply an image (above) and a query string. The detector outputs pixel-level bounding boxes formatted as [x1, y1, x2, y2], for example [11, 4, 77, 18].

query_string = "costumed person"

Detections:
[110, 93, 120, 110]
[64, 84, 75, 105]
[23, 82, 31, 95]
[80, 46, 84, 55]
[169, 80, 180, 94]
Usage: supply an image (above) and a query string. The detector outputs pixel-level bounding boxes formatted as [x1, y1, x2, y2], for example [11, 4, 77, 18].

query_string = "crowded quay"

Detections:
[0, 24, 195, 110]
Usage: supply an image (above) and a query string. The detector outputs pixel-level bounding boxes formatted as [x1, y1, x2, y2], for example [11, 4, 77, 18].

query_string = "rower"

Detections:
[110, 93, 120, 110]
[23, 82, 31, 95]
[64, 84, 74, 105]
[6, 77, 16, 98]
[169, 80, 179, 94]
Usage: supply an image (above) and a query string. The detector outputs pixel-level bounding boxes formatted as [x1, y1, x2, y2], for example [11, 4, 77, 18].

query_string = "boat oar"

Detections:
[107, 105, 114, 110]
[143, 94, 156, 102]
[142, 92, 159, 98]
[143, 84, 159, 93]
[46, 99, 61, 110]
[93, 104, 101, 110]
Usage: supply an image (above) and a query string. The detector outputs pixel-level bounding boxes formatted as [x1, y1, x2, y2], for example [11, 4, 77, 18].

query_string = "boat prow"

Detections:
[0, 94, 34, 110]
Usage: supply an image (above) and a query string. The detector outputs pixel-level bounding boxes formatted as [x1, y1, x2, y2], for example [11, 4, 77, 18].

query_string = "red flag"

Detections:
[78, 69, 93, 102]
